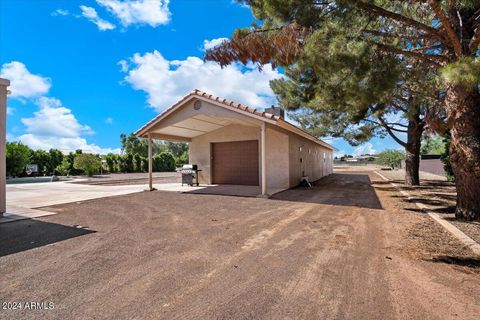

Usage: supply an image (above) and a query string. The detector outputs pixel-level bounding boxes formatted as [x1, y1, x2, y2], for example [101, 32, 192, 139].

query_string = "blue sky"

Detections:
[1, 0, 401, 155]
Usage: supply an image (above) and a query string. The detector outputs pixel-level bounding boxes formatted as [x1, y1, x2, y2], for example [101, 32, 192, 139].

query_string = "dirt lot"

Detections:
[379, 168, 480, 245]
[0, 170, 479, 320]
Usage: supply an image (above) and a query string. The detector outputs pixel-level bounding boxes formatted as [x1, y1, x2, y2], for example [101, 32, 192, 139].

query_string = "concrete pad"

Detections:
[4, 182, 148, 223]
[3, 181, 283, 224]
[0, 206, 57, 224]
[7, 181, 146, 209]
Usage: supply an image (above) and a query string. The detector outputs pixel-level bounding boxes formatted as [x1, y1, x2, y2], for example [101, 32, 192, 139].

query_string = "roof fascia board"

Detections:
[135, 94, 196, 137]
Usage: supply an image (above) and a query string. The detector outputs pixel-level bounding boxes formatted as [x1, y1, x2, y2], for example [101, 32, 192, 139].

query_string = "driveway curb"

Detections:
[374, 171, 480, 256]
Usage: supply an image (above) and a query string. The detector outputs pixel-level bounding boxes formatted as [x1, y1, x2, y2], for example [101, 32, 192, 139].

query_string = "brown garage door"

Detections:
[212, 140, 259, 185]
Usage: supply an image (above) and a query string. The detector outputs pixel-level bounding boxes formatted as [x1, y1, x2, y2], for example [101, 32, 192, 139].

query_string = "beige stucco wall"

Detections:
[189, 124, 260, 185]
[189, 124, 291, 194]
[288, 132, 333, 187]
[265, 127, 289, 192]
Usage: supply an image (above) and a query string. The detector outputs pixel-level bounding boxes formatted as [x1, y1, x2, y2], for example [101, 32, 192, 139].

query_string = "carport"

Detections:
[135, 90, 335, 197]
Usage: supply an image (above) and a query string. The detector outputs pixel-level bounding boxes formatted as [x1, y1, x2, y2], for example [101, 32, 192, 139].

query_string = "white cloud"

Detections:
[6, 133, 15, 141]
[51, 8, 70, 16]
[80, 5, 116, 31]
[0, 61, 51, 99]
[97, 0, 171, 27]
[121, 49, 283, 112]
[118, 59, 129, 72]
[19, 134, 120, 154]
[7, 107, 14, 115]
[232, 1, 250, 9]
[3, 61, 117, 153]
[353, 142, 377, 156]
[203, 37, 228, 51]
[21, 97, 94, 139]
[105, 117, 113, 124]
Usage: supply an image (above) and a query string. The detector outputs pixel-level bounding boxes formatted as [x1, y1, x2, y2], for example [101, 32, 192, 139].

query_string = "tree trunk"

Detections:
[445, 85, 480, 220]
[405, 119, 423, 186]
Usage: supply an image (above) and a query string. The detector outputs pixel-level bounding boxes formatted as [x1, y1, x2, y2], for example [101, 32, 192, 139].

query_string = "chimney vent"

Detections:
[265, 105, 285, 119]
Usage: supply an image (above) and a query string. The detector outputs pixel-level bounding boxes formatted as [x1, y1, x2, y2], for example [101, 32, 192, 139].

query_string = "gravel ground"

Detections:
[448, 220, 480, 245]
[379, 168, 448, 181]
[1, 170, 479, 319]
[377, 168, 480, 251]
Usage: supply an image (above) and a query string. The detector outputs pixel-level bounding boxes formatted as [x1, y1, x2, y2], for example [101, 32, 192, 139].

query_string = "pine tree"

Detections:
[206, 0, 480, 220]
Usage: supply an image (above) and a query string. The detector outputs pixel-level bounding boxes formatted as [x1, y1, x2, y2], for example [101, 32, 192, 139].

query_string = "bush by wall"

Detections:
[153, 152, 176, 172]
[73, 153, 101, 177]
[376, 149, 405, 169]
[440, 131, 455, 182]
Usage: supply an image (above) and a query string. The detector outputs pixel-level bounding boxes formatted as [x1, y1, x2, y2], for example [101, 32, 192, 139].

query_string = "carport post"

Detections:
[148, 133, 153, 191]
[0, 78, 9, 215]
[261, 122, 267, 196]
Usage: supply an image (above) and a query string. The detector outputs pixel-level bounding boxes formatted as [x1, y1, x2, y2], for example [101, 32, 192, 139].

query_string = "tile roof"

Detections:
[134, 89, 335, 151]
[192, 89, 280, 121]
[135, 89, 279, 136]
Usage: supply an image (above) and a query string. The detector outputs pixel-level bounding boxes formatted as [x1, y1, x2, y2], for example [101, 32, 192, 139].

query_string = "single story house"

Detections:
[135, 90, 335, 196]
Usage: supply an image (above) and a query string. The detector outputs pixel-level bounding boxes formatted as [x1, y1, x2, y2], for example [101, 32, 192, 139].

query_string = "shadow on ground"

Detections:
[185, 185, 261, 197]
[373, 181, 458, 215]
[0, 219, 95, 257]
[429, 255, 480, 268]
[272, 173, 383, 210]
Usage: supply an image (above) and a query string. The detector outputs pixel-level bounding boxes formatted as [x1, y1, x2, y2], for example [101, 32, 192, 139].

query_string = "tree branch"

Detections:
[379, 117, 407, 148]
[428, 0, 463, 56]
[386, 122, 408, 128]
[470, 26, 480, 53]
[391, 102, 409, 113]
[364, 29, 436, 42]
[355, 1, 449, 44]
[374, 42, 449, 66]
[389, 127, 408, 133]
[410, 44, 443, 52]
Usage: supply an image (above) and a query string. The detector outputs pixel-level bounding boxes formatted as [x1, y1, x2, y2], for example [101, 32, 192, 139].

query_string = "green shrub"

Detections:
[104, 154, 117, 173]
[376, 150, 405, 170]
[125, 154, 134, 173]
[6, 142, 31, 177]
[141, 157, 149, 172]
[134, 153, 142, 172]
[30, 149, 50, 175]
[440, 131, 455, 182]
[175, 151, 189, 166]
[73, 153, 101, 176]
[56, 158, 71, 176]
[153, 152, 176, 172]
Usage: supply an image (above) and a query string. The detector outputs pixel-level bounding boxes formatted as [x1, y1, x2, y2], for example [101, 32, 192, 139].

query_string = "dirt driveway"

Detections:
[0, 170, 479, 320]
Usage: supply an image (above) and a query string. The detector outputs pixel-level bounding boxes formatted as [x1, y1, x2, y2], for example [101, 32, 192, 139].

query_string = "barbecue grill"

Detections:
[180, 164, 201, 186]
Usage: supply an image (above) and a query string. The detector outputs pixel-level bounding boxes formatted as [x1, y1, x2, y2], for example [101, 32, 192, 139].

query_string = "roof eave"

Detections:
[277, 119, 337, 151]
